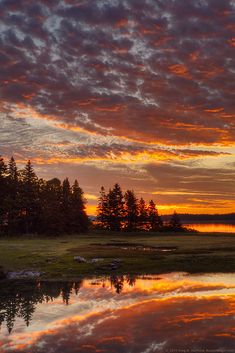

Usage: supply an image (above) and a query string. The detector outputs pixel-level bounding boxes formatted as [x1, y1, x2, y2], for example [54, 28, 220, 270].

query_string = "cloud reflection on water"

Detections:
[0, 273, 235, 352]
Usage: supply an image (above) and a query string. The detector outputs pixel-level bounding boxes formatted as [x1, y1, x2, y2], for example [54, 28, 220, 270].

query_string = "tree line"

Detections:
[0, 156, 184, 235]
[0, 156, 89, 235]
[96, 183, 183, 232]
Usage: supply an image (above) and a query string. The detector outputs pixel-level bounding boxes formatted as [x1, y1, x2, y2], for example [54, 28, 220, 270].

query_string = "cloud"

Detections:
[0, 0, 234, 213]
[0, 0, 234, 145]
[2, 295, 235, 353]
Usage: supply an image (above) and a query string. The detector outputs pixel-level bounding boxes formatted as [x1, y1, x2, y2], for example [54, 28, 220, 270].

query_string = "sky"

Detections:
[0, 0, 235, 215]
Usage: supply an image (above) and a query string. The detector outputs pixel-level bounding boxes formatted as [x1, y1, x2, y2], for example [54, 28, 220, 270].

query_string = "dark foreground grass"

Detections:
[0, 231, 235, 280]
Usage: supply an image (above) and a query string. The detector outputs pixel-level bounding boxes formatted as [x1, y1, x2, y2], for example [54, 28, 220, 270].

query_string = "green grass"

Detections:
[0, 231, 235, 280]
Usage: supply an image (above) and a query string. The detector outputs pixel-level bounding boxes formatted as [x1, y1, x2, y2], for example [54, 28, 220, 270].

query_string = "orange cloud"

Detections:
[168, 64, 190, 77]
[115, 18, 128, 28]
[95, 105, 124, 112]
[204, 108, 224, 113]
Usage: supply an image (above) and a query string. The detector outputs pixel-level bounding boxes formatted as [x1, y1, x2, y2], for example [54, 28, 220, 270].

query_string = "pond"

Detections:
[185, 223, 235, 233]
[0, 273, 235, 352]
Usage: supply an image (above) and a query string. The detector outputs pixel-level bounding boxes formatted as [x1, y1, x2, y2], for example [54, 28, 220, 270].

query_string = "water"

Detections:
[0, 273, 235, 352]
[185, 223, 235, 233]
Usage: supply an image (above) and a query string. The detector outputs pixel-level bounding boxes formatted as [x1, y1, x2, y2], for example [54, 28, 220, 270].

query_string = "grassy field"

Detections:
[0, 231, 235, 280]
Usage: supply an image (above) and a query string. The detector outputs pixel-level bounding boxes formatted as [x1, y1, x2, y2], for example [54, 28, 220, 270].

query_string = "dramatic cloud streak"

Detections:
[0, 0, 234, 213]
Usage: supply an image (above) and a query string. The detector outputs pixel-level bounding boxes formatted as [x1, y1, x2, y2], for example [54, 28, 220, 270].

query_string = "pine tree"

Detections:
[97, 186, 109, 229]
[0, 156, 7, 231]
[70, 180, 89, 233]
[107, 183, 124, 231]
[22, 160, 37, 185]
[169, 211, 182, 231]
[0, 156, 7, 178]
[138, 197, 148, 230]
[61, 178, 71, 232]
[21, 160, 40, 233]
[148, 200, 163, 231]
[8, 156, 18, 182]
[124, 190, 138, 231]
[39, 178, 63, 234]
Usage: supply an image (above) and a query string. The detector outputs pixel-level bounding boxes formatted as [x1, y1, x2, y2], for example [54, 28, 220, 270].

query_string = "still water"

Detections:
[0, 273, 235, 352]
[185, 223, 235, 233]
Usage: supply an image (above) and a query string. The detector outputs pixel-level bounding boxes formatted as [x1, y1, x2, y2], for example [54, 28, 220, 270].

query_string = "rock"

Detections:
[112, 258, 122, 263]
[74, 256, 87, 263]
[90, 258, 104, 264]
[7, 270, 42, 280]
[110, 262, 119, 269]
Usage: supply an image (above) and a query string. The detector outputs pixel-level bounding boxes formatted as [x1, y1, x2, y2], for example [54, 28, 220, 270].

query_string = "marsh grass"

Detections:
[0, 232, 234, 279]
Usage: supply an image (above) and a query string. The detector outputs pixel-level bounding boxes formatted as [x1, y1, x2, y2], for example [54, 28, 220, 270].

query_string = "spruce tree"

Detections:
[138, 197, 148, 230]
[8, 157, 18, 181]
[97, 186, 109, 229]
[21, 160, 40, 233]
[124, 190, 138, 231]
[61, 178, 71, 232]
[70, 180, 89, 233]
[107, 183, 124, 231]
[169, 211, 182, 231]
[39, 178, 63, 234]
[148, 200, 163, 231]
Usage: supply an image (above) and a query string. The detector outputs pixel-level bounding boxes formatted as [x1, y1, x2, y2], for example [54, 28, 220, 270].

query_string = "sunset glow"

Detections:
[0, 0, 234, 214]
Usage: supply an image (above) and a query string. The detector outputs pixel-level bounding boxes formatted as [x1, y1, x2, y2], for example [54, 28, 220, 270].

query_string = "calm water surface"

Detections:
[0, 273, 235, 353]
[186, 223, 235, 233]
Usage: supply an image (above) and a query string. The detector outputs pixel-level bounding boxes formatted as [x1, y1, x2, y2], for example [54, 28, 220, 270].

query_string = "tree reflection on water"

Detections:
[0, 275, 138, 333]
[0, 273, 234, 353]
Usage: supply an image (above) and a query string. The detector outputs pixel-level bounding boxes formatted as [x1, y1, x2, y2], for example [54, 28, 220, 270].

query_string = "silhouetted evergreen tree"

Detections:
[97, 186, 109, 229]
[124, 190, 138, 231]
[107, 183, 124, 231]
[39, 178, 63, 234]
[169, 211, 183, 231]
[138, 197, 148, 230]
[70, 180, 89, 233]
[61, 178, 71, 232]
[148, 200, 163, 231]
[20, 160, 40, 233]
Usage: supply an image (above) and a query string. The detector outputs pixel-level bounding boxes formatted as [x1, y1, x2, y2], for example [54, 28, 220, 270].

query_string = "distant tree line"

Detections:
[162, 213, 235, 223]
[96, 183, 184, 232]
[0, 156, 89, 235]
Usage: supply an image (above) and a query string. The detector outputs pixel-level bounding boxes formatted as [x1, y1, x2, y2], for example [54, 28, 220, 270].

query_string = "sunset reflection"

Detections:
[0, 273, 235, 352]
[186, 223, 235, 233]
